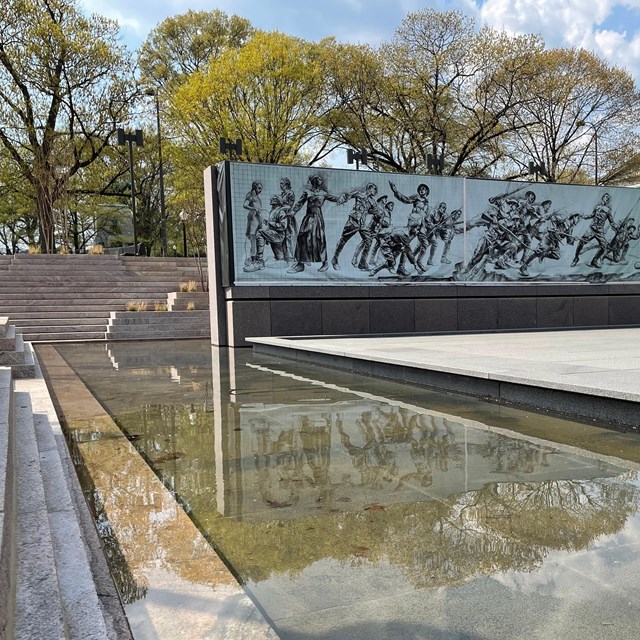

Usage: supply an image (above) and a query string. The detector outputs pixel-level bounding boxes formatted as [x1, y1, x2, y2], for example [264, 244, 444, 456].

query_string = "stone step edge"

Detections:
[8, 342, 36, 379]
[0, 326, 16, 352]
[105, 332, 211, 342]
[0, 367, 15, 639]
[15, 359, 116, 639]
[23, 335, 106, 344]
[32, 348, 134, 639]
[17, 325, 107, 334]
[0, 333, 26, 367]
[12, 393, 66, 639]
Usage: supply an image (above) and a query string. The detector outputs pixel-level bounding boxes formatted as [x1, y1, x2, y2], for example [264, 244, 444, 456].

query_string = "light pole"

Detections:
[145, 89, 168, 256]
[577, 120, 598, 185]
[346, 148, 368, 170]
[219, 137, 243, 160]
[179, 210, 187, 257]
[116, 128, 144, 254]
[427, 152, 444, 175]
[528, 161, 547, 183]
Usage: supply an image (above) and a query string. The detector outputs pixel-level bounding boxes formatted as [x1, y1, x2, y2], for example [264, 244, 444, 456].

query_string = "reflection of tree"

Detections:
[67, 400, 232, 605]
[71, 442, 147, 605]
[189, 475, 639, 588]
[116, 401, 216, 515]
[474, 479, 637, 551]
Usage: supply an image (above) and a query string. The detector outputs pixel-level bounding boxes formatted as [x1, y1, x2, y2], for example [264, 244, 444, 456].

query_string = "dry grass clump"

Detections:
[179, 280, 199, 292]
[126, 301, 148, 311]
[27, 245, 41, 254]
[88, 245, 105, 255]
[154, 302, 168, 311]
[186, 302, 196, 311]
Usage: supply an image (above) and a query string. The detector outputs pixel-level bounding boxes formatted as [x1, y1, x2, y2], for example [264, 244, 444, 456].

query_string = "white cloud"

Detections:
[479, 0, 640, 81]
[480, 0, 612, 45]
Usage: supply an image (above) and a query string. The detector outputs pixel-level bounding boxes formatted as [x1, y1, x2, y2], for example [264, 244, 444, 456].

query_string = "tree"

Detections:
[138, 9, 254, 91]
[505, 48, 639, 183]
[0, 150, 38, 252]
[0, 0, 137, 252]
[167, 31, 335, 204]
[322, 10, 543, 176]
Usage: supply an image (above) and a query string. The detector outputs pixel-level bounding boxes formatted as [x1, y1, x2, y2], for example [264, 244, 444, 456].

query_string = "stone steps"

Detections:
[22, 332, 106, 343]
[106, 310, 210, 341]
[8, 312, 110, 321]
[0, 322, 36, 379]
[18, 324, 107, 335]
[0, 304, 132, 314]
[13, 392, 67, 639]
[0, 356, 131, 638]
[0, 255, 208, 342]
[0, 296, 168, 305]
[167, 292, 210, 311]
[10, 317, 110, 327]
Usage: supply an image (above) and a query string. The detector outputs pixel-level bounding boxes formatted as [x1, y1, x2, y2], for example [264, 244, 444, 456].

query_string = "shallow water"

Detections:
[49, 340, 640, 640]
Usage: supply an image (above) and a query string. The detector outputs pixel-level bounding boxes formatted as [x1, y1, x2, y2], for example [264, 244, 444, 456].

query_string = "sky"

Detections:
[78, 0, 640, 83]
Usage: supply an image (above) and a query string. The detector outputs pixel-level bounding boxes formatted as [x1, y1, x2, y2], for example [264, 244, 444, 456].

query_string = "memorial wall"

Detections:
[205, 162, 640, 346]
[221, 162, 640, 285]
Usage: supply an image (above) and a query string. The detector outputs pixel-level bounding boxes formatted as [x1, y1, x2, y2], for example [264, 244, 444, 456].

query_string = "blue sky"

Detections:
[79, 0, 640, 82]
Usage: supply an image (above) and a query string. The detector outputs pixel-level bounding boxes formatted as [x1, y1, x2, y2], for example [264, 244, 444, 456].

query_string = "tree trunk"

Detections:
[35, 189, 56, 253]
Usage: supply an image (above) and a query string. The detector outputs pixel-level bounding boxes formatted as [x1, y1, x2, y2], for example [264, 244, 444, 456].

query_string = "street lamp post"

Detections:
[117, 128, 144, 254]
[179, 210, 187, 257]
[145, 89, 168, 256]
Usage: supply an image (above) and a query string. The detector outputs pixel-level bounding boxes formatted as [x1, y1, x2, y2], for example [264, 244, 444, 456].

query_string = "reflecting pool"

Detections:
[40, 340, 640, 640]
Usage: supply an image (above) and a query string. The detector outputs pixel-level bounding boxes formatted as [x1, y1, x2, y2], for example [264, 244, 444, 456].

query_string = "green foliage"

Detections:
[0, 0, 137, 251]
[323, 10, 544, 177]
[139, 9, 254, 90]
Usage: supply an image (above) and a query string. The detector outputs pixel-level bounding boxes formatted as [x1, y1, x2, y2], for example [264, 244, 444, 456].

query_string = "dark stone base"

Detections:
[220, 282, 640, 347]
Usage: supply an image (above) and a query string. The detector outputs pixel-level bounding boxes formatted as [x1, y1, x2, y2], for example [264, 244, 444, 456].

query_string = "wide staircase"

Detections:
[0, 254, 208, 342]
[1, 353, 132, 639]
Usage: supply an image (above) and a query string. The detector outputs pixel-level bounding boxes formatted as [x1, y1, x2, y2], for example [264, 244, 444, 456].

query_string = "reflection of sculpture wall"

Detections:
[222, 163, 640, 285]
[228, 400, 626, 521]
[205, 162, 640, 346]
[205, 351, 639, 591]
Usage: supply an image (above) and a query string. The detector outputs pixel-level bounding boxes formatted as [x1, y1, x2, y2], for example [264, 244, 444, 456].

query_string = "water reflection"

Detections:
[52, 341, 640, 640]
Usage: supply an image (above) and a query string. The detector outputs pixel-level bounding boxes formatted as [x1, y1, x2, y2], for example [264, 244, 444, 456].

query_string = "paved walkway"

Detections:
[248, 327, 640, 428]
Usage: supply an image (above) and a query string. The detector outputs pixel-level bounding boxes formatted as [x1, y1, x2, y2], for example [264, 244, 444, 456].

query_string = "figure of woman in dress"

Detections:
[275, 177, 296, 262]
[288, 174, 342, 273]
